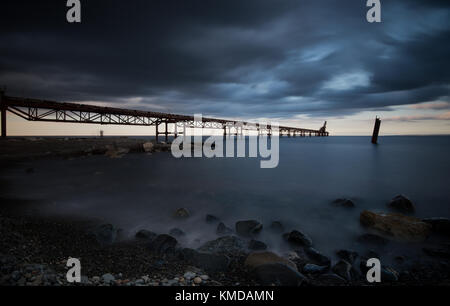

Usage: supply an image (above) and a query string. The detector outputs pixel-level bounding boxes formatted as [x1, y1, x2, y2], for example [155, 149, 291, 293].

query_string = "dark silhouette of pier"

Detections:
[0, 91, 329, 141]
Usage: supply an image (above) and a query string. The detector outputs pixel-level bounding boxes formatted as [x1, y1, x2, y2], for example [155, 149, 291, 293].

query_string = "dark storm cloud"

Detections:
[0, 0, 449, 119]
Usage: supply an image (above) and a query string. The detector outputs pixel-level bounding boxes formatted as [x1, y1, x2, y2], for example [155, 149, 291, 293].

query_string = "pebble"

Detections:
[200, 275, 209, 280]
[193, 277, 202, 284]
[183, 271, 196, 280]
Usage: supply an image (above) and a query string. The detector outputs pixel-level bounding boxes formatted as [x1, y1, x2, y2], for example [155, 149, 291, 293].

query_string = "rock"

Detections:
[422, 218, 450, 236]
[332, 198, 355, 208]
[200, 275, 209, 280]
[316, 273, 347, 285]
[248, 239, 267, 251]
[183, 271, 196, 280]
[173, 208, 190, 219]
[206, 214, 220, 224]
[105, 146, 129, 158]
[181, 248, 230, 273]
[148, 234, 178, 256]
[381, 267, 398, 282]
[269, 221, 285, 233]
[135, 229, 157, 240]
[332, 260, 352, 281]
[358, 233, 389, 246]
[302, 263, 328, 274]
[193, 277, 202, 284]
[252, 263, 307, 286]
[235, 220, 263, 237]
[216, 222, 233, 235]
[360, 210, 431, 242]
[169, 228, 185, 237]
[142, 142, 154, 152]
[102, 273, 115, 284]
[244, 251, 297, 271]
[336, 249, 358, 264]
[303, 247, 331, 266]
[284, 230, 313, 247]
[198, 235, 246, 253]
[93, 223, 118, 245]
[388, 195, 415, 213]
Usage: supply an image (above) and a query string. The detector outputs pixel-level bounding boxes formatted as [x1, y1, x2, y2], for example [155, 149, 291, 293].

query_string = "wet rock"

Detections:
[206, 214, 220, 224]
[252, 263, 307, 286]
[148, 234, 178, 256]
[336, 249, 358, 264]
[216, 222, 233, 235]
[181, 248, 230, 273]
[248, 239, 267, 251]
[142, 142, 154, 153]
[381, 267, 399, 282]
[173, 208, 190, 219]
[422, 218, 450, 236]
[93, 223, 118, 245]
[169, 228, 185, 237]
[135, 229, 157, 240]
[284, 230, 313, 247]
[360, 210, 431, 242]
[388, 195, 415, 213]
[244, 251, 298, 271]
[105, 146, 129, 158]
[303, 247, 331, 266]
[316, 273, 347, 285]
[102, 273, 115, 284]
[332, 260, 352, 281]
[357, 233, 388, 246]
[183, 271, 196, 280]
[332, 198, 355, 208]
[302, 263, 328, 274]
[235, 220, 263, 237]
[199, 235, 246, 253]
[269, 221, 285, 233]
[193, 277, 202, 284]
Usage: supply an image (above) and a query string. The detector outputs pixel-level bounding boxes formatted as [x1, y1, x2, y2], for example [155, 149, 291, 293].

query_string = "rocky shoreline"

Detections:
[1, 138, 450, 286]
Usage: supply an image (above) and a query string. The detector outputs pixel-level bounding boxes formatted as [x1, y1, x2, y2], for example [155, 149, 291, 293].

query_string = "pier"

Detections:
[0, 91, 329, 141]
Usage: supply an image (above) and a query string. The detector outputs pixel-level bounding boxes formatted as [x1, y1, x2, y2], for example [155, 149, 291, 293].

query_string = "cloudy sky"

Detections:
[1, 0, 449, 135]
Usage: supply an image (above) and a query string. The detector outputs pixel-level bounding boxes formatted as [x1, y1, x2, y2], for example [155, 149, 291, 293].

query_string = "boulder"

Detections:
[284, 230, 313, 247]
[93, 223, 118, 245]
[336, 249, 358, 264]
[252, 263, 307, 286]
[269, 221, 285, 233]
[332, 260, 352, 281]
[303, 247, 331, 266]
[332, 198, 355, 208]
[248, 239, 267, 251]
[148, 234, 178, 256]
[388, 195, 415, 213]
[169, 228, 185, 237]
[180, 248, 230, 273]
[422, 218, 450, 236]
[244, 251, 297, 271]
[302, 263, 328, 274]
[135, 229, 157, 240]
[216, 222, 233, 235]
[173, 208, 190, 219]
[360, 210, 431, 242]
[142, 142, 154, 153]
[235, 220, 263, 237]
[206, 214, 220, 224]
[198, 235, 246, 254]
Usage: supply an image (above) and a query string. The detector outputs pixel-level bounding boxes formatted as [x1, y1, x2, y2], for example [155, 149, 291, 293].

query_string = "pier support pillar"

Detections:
[1, 90, 6, 138]
[155, 123, 159, 143]
[165, 121, 168, 143]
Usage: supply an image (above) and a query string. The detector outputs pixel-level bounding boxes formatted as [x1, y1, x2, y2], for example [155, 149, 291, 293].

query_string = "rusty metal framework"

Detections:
[0, 92, 329, 141]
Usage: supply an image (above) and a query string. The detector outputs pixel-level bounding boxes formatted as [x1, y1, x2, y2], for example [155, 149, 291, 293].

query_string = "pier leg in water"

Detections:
[371, 116, 381, 144]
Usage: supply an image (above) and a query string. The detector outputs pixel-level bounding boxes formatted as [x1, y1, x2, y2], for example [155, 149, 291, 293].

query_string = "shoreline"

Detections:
[1, 138, 450, 286]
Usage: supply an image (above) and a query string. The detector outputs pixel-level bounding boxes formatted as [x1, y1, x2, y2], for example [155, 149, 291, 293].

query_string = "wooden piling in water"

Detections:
[371, 116, 381, 144]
